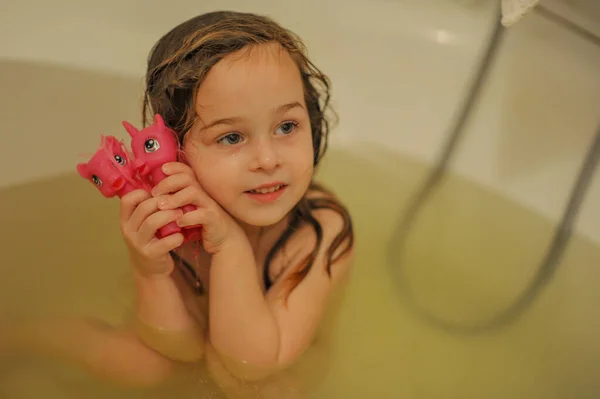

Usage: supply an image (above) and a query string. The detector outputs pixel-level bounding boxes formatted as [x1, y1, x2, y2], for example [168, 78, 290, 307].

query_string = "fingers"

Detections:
[137, 209, 183, 244]
[151, 172, 193, 196]
[151, 162, 195, 195]
[162, 162, 194, 176]
[119, 163, 207, 263]
[126, 196, 161, 233]
[119, 189, 152, 223]
[176, 207, 214, 228]
[157, 186, 208, 210]
[141, 233, 185, 259]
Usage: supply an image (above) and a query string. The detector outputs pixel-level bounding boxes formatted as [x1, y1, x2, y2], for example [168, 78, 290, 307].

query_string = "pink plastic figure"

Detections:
[77, 135, 147, 198]
[122, 114, 202, 242]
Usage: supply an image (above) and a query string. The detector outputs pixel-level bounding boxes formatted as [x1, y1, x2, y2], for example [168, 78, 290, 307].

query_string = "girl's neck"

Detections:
[237, 215, 291, 249]
[240, 223, 263, 247]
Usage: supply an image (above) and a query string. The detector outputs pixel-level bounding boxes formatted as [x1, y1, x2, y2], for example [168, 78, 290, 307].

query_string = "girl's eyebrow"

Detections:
[200, 101, 304, 132]
[274, 101, 304, 114]
[200, 116, 243, 132]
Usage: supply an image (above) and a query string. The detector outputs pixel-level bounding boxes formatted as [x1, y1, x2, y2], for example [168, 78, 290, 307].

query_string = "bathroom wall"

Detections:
[1, 0, 599, 243]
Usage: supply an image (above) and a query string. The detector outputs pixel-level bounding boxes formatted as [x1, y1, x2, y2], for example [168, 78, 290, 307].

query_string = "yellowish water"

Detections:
[1, 144, 600, 398]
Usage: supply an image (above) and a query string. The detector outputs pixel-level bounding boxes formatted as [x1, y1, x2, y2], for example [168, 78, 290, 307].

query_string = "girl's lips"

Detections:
[247, 181, 286, 191]
[245, 184, 287, 203]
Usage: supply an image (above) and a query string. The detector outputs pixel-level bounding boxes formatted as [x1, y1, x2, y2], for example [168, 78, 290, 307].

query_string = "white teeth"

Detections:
[251, 185, 282, 194]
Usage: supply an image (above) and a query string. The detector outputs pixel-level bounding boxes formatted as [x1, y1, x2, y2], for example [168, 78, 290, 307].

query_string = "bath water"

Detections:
[1, 144, 599, 398]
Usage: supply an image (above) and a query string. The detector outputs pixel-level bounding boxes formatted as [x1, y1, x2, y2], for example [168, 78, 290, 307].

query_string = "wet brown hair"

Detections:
[142, 11, 353, 297]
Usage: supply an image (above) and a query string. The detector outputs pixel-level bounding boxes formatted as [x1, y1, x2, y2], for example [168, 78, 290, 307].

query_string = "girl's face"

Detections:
[183, 42, 314, 227]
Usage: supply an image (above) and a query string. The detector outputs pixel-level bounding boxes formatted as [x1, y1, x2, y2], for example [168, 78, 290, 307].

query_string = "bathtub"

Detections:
[1, 0, 600, 398]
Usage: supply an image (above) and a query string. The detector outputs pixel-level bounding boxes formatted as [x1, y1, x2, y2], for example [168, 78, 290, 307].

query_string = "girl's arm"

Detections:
[119, 188, 206, 362]
[208, 208, 353, 376]
[132, 269, 205, 362]
[151, 162, 353, 373]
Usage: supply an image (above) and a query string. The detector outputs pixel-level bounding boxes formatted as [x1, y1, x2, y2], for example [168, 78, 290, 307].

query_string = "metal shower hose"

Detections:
[387, 5, 600, 334]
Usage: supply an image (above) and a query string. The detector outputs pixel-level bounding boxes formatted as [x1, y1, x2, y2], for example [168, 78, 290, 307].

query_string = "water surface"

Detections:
[1, 145, 599, 398]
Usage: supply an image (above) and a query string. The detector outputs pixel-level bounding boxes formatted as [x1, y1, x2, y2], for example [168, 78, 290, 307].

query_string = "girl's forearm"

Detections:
[132, 271, 205, 361]
[133, 271, 196, 330]
[208, 235, 280, 367]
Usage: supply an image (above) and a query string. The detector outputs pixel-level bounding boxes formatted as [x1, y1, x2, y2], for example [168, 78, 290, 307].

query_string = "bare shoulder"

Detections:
[310, 200, 354, 263]
[307, 182, 353, 228]
[271, 183, 355, 286]
[260, 183, 355, 364]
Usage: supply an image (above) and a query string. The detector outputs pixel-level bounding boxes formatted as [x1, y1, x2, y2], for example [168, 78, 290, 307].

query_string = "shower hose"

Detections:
[387, 4, 600, 334]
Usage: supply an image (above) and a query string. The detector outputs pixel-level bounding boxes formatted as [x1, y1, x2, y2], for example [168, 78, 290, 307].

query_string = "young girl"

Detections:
[7, 9, 354, 394]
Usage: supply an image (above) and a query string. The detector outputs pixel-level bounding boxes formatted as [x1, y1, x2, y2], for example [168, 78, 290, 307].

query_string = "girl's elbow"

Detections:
[135, 318, 206, 363]
[159, 333, 206, 363]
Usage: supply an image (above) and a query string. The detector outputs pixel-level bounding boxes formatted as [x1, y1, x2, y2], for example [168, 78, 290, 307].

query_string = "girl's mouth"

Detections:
[247, 184, 285, 194]
[245, 183, 287, 203]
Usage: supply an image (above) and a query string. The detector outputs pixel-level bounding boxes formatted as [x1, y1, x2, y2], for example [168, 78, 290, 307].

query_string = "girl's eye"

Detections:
[276, 121, 298, 135]
[217, 133, 244, 146]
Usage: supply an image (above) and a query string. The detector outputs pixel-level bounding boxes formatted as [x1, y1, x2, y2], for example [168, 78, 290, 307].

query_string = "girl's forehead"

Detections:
[194, 42, 304, 115]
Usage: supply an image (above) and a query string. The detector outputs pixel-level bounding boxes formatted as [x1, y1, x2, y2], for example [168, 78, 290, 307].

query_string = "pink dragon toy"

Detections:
[77, 114, 202, 244]
[122, 114, 203, 243]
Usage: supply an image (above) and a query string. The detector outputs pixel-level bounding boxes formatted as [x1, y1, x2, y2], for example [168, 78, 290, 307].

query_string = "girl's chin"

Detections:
[234, 209, 292, 230]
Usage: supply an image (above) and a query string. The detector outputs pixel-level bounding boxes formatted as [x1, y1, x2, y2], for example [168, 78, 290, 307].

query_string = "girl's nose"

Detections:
[249, 139, 281, 172]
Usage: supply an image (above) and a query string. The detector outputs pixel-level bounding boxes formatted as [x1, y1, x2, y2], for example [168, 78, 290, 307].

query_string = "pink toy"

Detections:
[122, 114, 203, 242]
[77, 135, 147, 198]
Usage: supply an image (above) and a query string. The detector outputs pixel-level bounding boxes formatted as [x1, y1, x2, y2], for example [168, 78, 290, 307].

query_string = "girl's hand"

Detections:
[119, 189, 184, 276]
[151, 162, 243, 254]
